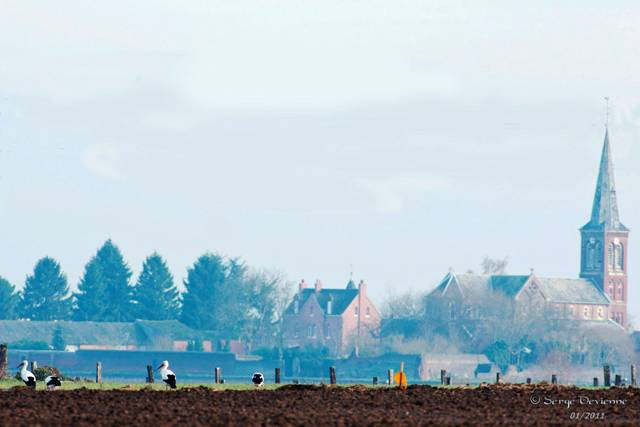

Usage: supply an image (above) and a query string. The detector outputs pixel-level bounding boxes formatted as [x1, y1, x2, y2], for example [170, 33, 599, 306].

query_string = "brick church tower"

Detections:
[580, 129, 629, 326]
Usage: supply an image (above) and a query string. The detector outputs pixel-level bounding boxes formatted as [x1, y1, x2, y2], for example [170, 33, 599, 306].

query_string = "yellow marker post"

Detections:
[394, 362, 407, 390]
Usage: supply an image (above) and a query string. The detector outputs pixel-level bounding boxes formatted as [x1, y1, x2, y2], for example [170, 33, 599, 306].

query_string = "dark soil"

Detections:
[1, 384, 638, 426]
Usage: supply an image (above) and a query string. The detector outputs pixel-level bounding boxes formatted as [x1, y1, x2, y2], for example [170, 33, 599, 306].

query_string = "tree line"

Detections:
[0, 239, 289, 338]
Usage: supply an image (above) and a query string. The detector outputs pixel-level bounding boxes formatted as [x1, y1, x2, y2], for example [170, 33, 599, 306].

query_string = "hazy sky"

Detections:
[1, 1, 640, 325]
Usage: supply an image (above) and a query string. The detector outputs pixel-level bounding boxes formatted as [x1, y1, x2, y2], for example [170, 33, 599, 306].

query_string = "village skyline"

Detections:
[1, 2, 640, 325]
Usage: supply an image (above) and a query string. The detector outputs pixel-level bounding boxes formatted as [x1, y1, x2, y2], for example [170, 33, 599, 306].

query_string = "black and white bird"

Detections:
[17, 360, 36, 389]
[45, 375, 62, 390]
[251, 372, 264, 388]
[157, 360, 177, 389]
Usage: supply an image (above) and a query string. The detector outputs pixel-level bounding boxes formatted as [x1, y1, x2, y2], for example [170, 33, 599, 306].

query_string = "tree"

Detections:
[73, 258, 105, 320]
[381, 291, 425, 319]
[19, 257, 72, 320]
[74, 239, 134, 321]
[481, 256, 509, 275]
[51, 325, 66, 351]
[133, 252, 180, 320]
[180, 253, 243, 332]
[0, 276, 19, 319]
[239, 270, 291, 352]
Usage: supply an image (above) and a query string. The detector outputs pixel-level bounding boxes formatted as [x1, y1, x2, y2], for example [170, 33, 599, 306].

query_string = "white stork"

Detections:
[157, 360, 177, 389]
[17, 360, 36, 389]
[252, 372, 264, 388]
[45, 375, 62, 390]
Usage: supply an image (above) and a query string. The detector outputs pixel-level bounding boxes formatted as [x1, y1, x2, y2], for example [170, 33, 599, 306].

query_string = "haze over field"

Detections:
[1, 1, 640, 324]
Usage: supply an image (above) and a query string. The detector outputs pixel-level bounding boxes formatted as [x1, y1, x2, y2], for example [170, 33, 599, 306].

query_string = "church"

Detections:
[426, 129, 630, 328]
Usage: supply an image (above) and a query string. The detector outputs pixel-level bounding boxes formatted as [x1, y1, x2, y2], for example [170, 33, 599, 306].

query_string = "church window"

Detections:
[294, 300, 299, 314]
[568, 305, 575, 317]
[308, 325, 316, 338]
[597, 307, 604, 319]
[448, 302, 456, 320]
[354, 306, 359, 317]
[583, 306, 590, 319]
[365, 306, 371, 317]
[617, 285, 623, 299]
[586, 239, 597, 268]
[614, 243, 623, 270]
[608, 243, 614, 268]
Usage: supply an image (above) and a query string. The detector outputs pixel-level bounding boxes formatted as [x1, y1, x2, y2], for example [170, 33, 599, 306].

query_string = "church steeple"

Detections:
[583, 130, 627, 231]
[579, 125, 629, 327]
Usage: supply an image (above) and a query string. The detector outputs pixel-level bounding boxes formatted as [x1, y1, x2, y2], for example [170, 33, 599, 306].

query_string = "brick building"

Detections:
[427, 129, 630, 328]
[282, 279, 381, 357]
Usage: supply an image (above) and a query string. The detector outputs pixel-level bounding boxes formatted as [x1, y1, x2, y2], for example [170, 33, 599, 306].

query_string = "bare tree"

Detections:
[381, 291, 424, 319]
[481, 256, 509, 275]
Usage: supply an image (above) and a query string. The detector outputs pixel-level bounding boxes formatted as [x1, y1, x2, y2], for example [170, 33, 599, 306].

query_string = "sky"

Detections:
[1, 1, 640, 325]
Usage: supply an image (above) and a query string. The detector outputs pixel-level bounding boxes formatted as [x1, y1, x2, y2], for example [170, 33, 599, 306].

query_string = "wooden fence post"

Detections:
[329, 366, 336, 385]
[275, 367, 281, 384]
[526, 378, 531, 385]
[146, 365, 154, 383]
[551, 374, 557, 385]
[388, 369, 393, 385]
[0, 344, 7, 379]
[593, 377, 599, 387]
[614, 374, 621, 386]
[440, 369, 447, 385]
[31, 361, 38, 372]
[215, 367, 221, 384]
[96, 362, 102, 384]
[603, 365, 611, 387]
[496, 372, 501, 384]
[372, 376, 378, 385]
[445, 375, 451, 385]
[631, 365, 636, 387]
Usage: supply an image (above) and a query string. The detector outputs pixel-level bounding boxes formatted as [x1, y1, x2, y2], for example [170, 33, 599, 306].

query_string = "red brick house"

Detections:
[282, 279, 381, 357]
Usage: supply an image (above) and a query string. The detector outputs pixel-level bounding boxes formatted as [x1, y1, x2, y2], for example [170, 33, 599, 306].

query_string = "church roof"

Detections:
[430, 272, 609, 306]
[284, 288, 359, 315]
[535, 277, 610, 305]
[582, 129, 628, 231]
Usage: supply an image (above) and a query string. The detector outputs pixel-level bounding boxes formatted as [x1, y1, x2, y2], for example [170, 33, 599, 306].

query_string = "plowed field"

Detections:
[1, 384, 638, 426]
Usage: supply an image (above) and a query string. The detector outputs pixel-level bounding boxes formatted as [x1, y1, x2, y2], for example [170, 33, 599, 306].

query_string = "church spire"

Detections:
[583, 129, 626, 231]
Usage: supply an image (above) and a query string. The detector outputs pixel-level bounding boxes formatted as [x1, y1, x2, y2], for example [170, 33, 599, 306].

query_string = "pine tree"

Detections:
[74, 258, 105, 320]
[133, 252, 180, 320]
[51, 325, 66, 351]
[0, 276, 19, 320]
[181, 254, 228, 331]
[180, 254, 250, 335]
[19, 257, 73, 320]
[74, 239, 134, 321]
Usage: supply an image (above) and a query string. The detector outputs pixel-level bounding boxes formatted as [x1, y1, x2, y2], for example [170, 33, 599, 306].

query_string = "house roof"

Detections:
[0, 319, 206, 347]
[285, 288, 359, 315]
[535, 278, 610, 304]
[0, 320, 135, 346]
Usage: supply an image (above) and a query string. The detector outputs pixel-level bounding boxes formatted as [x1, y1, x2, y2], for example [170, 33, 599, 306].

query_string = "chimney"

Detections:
[298, 279, 307, 292]
[358, 280, 367, 296]
[314, 279, 322, 293]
